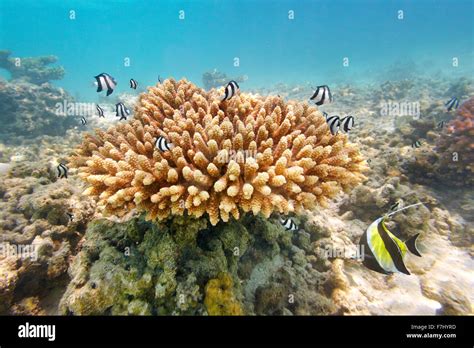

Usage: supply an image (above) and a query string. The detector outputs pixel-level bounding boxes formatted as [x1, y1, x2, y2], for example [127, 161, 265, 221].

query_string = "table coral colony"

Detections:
[70, 79, 367, 225]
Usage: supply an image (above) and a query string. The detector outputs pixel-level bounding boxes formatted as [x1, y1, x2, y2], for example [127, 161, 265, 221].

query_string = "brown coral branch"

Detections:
[70, 79, 366, 225]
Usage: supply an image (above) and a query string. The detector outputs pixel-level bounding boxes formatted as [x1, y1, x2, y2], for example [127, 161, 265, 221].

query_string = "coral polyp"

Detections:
[71, 79, 366, 225]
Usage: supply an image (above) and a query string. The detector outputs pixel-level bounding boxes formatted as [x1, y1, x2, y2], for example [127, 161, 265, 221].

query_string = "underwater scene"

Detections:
[0, 0, 473, 317]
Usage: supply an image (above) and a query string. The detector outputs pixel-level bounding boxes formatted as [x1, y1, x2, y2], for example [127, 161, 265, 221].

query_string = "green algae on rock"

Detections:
[58, 213, 335, 315]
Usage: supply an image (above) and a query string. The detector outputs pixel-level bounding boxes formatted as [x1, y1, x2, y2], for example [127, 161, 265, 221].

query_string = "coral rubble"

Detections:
[71, 78, 366, 225]
[0, 134, 95, 314]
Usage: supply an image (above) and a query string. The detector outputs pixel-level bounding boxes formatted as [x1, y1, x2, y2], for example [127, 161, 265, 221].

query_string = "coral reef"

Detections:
[202, 69, 247, 90]
[0, 134, 95, 314]
[402, 96, 474, 187]
[0, 79, 77, 140]
[1, 71, 472, 317]
[0, 50, 65, 85]
[58, 212, 336, 315]
[434, 96, 474, 183]
[204, 273, 242, 315]
[445, 77, 473, 101]
[376, 79, 415, 101]
[71, 78, 366, 226]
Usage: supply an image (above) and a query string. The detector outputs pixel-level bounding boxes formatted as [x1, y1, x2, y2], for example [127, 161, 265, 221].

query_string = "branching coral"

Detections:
[71, 79, 366, 225]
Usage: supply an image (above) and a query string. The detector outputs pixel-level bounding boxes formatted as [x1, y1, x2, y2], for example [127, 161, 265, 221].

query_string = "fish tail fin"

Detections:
[405, 233, 422, 257]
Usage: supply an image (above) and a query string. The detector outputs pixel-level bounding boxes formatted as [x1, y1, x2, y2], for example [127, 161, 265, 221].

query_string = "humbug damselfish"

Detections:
[359, 202, 423, 275]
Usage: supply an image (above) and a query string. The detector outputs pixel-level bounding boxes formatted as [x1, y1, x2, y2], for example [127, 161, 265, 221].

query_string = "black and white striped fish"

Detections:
[130, 78, 138, 89]
[80, 116, 87, 125]
[445, 97, 459, 112]
[115, 102, 130, 121]
[280, 217, 298, 231]
[389, 201, 400, 211]
[322, 111, 328, 119]
[359, 203, 423, 275]
[436, 120, 446, 129]
[94, 73, 116, 96]
[340, 115, 355, 133]
[96, 104, 105, 118]
[57, 163, 68, 179]
[66, 212, 74, 222]
[310, 85, 332, 106]
[412, 140, 422, 148]
[280, 218, 298, 231]
[155, 136, 174, 152]
[222, 80, 239, 101]
[326, 115, 341, 135]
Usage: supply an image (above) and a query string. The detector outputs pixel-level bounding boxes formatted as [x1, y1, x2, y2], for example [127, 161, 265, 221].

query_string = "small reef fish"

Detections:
[340, 115, 355, 133]
[359, 202, 423, 275]
[222, 80, 239, 101]
[436, 120, 446, 129]
[322, 111, 328, 119]
[80, 116, 87, 125]
[94, 73, 116, 96]
[412, 140, 422, 148]
[155, 136, 174, 152]
[66, 212, 74, 221]
[445, 97, 459, 112]
[389, 200, 400, 211]
[310, 85, 332, 106]
[158, 75, 162, 83]
[326, 115, 340, 135]
[115, 102, 130, 121]
[367, 159, 372, 164]
[57, 163, 68, 179]
[130, 78, 138, 89]
[280, 217, 298, 231]
[96, 104, 105, 118]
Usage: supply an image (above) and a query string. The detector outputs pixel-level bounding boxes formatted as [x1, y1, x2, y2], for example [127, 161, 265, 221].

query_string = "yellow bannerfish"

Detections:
[359, 202, 423, 275]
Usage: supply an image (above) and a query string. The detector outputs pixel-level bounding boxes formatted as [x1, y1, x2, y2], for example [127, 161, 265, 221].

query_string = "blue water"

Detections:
[1, 0, 473, 100]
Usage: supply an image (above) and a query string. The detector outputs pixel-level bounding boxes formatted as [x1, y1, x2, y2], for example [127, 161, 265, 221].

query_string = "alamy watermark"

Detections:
[55, 100, 95, 116]
[323, 244, 364, 261]
[380, 100, 420, 119]
[0, 242, 37, 261]
[216, 149, 257, 164]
